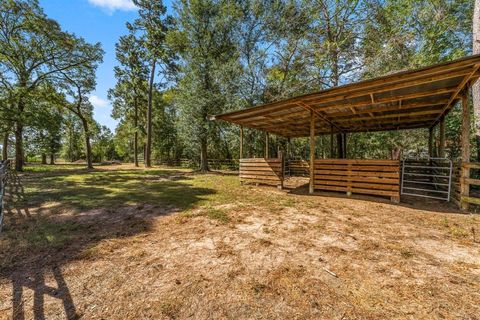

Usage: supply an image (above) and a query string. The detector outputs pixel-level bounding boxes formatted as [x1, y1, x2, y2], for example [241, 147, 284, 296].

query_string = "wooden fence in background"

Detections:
[313, 159, 400, 202]
[239, 158, 284, 188]
[156, 158, 239, 170]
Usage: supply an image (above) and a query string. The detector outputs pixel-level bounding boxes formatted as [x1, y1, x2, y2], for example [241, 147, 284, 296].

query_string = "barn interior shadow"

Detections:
[1, 168, 215, 319]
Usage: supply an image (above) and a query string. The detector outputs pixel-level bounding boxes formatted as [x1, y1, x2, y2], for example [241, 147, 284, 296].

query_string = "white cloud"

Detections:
[87, 0, 137, 12]
[89, 95, 109, 108]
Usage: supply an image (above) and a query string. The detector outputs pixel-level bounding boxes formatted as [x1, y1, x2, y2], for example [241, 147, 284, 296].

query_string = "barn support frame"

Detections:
[216, 55, 480, 207]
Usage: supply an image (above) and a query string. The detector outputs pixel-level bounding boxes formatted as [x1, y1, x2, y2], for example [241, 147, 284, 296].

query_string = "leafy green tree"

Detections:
[359, 0, 472, 160]
[59, 44, 105, 169]
[62, 113, 84, 162]
[28, 99, 63, 164]
[151, 89, 180, 162]
[168, 0, 241, 171]
[109, 31, 149, 166]
[0, 0, 103, 171]
[131, 0, 174, 167]
[92, 126, 116, 162]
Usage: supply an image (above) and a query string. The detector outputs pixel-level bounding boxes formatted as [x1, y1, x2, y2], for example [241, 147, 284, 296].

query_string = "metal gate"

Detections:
[401, 158, 452, 201]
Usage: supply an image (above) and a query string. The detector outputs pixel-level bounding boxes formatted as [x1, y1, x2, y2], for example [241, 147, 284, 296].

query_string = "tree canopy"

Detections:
[0, 0, 477, 169]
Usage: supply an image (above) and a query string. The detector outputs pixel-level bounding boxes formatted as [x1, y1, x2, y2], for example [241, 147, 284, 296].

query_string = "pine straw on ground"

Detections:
[0, 164, 479, 319]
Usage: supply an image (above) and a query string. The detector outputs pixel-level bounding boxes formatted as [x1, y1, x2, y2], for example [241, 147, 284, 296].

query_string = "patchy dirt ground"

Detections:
[0, 164, 479, 319]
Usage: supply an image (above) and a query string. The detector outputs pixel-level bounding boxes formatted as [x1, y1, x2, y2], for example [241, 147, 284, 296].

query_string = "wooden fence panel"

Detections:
[460, 162, 480, 210]
[313, 159, 400, 202]
[239, 158, 283, 187]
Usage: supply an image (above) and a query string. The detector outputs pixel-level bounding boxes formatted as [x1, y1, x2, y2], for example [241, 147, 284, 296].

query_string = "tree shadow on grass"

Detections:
[0, 168, 215, 319]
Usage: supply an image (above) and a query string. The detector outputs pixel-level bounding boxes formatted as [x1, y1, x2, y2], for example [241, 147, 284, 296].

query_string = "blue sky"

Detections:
[40, 0, 172, 131]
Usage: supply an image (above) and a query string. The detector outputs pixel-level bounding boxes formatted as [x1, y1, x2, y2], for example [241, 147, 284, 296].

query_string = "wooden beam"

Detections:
[265, 132, 269, 158]
[287, 138, 291, 159]
[330, 125, 334, 158]
[439, 117, 445, 158]
[461, 93, 470, 162]
[305, 68, 476, 106]
[433, 65, 480, 127]
[309, 110, 315, 194]
[334, 107, 444, 123]
[327, 100, 448, 118]
[296, 101, 344, 133]
[239, 126, 244, 159]
[214, 57, 480, 128]
[236, 99, 449, 128]
[428, 127, 434, 158]
[460, 92, 470, 210]
[314, 86, 457, 112]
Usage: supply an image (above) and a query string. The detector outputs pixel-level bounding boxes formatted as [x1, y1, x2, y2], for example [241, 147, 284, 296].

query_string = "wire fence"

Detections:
[0, 160, 9, 233]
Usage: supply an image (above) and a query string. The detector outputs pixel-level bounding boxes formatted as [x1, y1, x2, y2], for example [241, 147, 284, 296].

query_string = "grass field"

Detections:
[0, 164, 479, 319]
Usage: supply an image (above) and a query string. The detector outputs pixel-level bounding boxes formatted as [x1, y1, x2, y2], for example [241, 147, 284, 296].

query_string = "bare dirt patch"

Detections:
[0, 165, 479, 319]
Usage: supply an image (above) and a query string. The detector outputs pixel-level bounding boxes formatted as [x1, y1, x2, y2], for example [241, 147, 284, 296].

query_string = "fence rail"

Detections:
[313, 159, 400, 202]
[0, 160, 10, 233]
[460, 162, 480, 210]
[155, 158, 239, 170]
[401, 158, 452, 201]
[239, 157, 284, 188]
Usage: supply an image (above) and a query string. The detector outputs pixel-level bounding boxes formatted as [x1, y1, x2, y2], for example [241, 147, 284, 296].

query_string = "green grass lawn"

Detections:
[18, 164, 242, 212]
[1, 164, 249, 263]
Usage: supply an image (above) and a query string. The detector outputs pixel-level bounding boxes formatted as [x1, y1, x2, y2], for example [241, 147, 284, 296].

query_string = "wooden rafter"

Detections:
[431, 64, 480, 127]
[212, 55, 480, 138]
[296, 101, 344, 133]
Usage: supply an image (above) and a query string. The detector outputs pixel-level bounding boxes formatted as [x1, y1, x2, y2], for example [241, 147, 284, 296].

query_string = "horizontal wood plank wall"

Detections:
[450, 162, 461, 206]
[240, 158, 283, 187]
[313, 159, 400, 201]
[460, 162, 480, 209]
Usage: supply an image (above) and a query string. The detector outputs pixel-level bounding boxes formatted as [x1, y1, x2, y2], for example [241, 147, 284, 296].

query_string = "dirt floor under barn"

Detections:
[0, 164, 479, 319]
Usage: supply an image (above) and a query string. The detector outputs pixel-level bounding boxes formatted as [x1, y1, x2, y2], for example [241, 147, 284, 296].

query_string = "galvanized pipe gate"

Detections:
[401, 157, 452, 201]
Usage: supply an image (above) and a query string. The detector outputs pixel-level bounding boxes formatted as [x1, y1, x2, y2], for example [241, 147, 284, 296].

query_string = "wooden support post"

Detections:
[342, 133, 347, 159]
[278, 150, 284, 190]
[330, 125, 334, 158]
[428, 127, 433, 158]
[460, 93, 471, 210]
[309, 110, 315, 194]
[265, 132, 269, 158]
[461, 94, 470, 163]
[239, 126, 244, 159]
[336, 133, 343, 159]
[439, 116, 445, 158]
[287, 138, 291, 159]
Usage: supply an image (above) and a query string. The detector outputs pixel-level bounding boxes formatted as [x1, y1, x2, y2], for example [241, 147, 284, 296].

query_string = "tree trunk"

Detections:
[50, 154, 55, 165]
[473, 0, 480, 160]
[15, 122, 24, 171]
[134, 103, 139, 167]
[200, 137, 209, 172]
[80, 117, 93, 169]
[41, 153, 47, 164]
[2, 130, 8, 161]
[145, 59, 156, 168]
